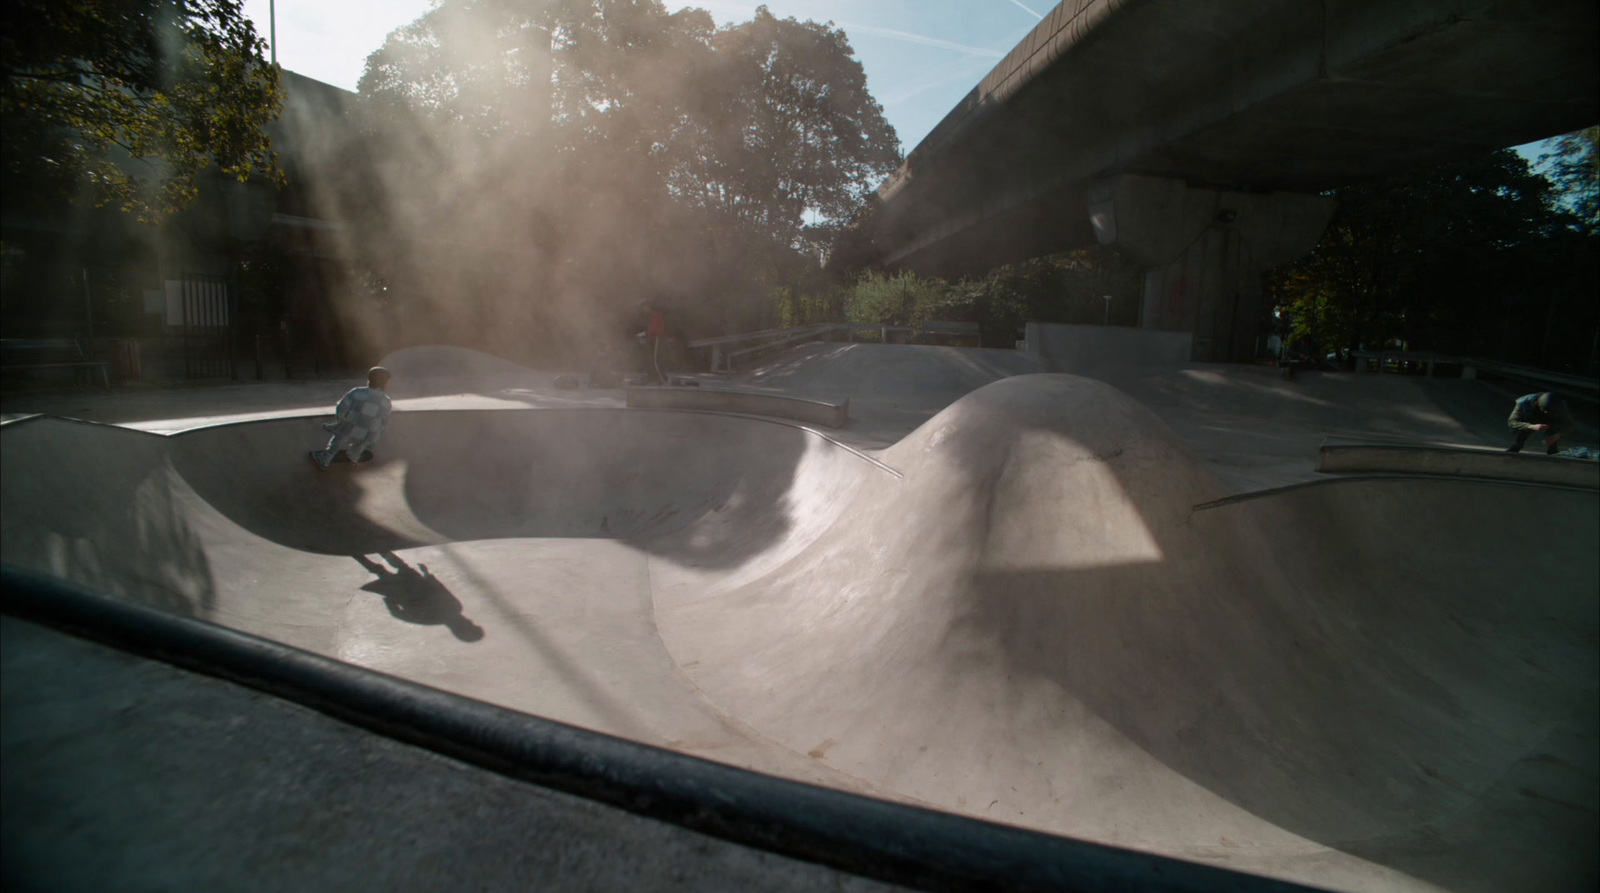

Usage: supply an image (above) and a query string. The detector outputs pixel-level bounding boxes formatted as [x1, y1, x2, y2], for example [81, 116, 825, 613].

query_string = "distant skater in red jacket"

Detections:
[638, 301, 667, 385]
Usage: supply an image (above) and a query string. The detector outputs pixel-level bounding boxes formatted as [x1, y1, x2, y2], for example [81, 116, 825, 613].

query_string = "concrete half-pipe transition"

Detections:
[1, 361, 1595, 891]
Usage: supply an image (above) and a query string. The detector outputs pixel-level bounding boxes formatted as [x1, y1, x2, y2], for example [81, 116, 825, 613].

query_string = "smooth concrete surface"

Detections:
[0, 616, 908, 893]
[3, 345, 1597, 893]
[1318, 441, 1600, 490]
[626, 385, 849, 428]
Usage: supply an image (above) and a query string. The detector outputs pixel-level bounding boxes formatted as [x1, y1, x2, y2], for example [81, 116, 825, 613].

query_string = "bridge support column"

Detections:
[1087, 175, 1336, 363]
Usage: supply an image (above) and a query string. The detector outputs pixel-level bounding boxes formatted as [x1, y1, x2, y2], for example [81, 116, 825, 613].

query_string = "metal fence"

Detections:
[181, 273, 236, 380]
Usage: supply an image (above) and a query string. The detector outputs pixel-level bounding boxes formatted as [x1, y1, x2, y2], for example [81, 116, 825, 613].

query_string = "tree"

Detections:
[689, 8, 900, 257]
[1542, 125, 1599, 234]
[826, 247, 1144, 347]
[348, 0, 899, 357]
[1, 0, 282, 221]
[1269, 149, 1578, 363]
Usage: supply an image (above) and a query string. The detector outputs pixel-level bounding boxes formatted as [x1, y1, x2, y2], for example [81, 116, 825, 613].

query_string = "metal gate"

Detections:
[181, 273, 236, 379]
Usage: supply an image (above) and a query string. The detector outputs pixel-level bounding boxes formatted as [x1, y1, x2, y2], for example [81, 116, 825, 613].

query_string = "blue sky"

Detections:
[241, 0, 1552, 161]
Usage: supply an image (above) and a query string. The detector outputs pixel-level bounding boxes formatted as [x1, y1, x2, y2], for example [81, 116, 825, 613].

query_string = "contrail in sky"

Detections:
[1006, 0, 1045, 19]
[881, 55, 997, 105]
[843, 22, 1006, 57]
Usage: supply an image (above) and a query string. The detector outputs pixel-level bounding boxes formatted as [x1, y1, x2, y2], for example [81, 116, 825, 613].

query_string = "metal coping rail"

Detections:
[1, 565, 1315, 893]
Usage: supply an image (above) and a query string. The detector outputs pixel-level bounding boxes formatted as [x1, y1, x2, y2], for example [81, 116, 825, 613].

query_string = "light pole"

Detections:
[1102, 294, 1113, 326]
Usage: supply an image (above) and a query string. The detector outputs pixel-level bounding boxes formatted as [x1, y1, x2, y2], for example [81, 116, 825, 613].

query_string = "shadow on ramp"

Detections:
[354, 552, 483, 642]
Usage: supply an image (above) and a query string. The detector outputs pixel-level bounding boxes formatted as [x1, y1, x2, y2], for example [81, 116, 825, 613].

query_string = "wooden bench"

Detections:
[1, 339, 111, 389]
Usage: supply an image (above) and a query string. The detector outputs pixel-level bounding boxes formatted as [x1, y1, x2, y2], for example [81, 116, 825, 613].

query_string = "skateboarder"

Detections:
[637, 301, 667, 385]
[311, 366, 393, 468]
[1505, 391, 1574, 455]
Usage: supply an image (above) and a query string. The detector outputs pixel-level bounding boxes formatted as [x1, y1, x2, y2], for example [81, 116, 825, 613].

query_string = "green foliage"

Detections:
[1541, 125, 1600, 233]
[842, 269, 948, 327]
[795, 247, 1142, 346]
[700, 8, 900, 256]
[1, 0, 284, 221]
[1271, 148, 1597, 372]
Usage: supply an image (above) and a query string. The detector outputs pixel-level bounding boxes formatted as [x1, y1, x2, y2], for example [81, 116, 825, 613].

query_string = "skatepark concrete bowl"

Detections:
[2, 372, 1596, 893]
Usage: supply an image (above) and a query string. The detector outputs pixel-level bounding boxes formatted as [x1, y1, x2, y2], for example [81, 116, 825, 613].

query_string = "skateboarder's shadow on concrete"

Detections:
[353, 552, 485, 642]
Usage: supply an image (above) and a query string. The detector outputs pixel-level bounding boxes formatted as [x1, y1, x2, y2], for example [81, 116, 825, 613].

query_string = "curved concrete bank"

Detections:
[3, 571, 1311, 893]
[626, 385, 848, 428]
[1318, 440, 1600, 490]
[2, 376, 1595, 893]
[653, 375, 1597, 893]
[0, 408, 889, 795]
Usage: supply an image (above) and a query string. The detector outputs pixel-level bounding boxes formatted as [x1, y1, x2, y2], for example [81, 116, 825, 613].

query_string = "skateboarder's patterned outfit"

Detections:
[315, 385, 392, 467]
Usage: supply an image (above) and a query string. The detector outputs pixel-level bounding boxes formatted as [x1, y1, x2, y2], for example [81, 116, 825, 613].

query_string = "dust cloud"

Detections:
[277, 1, 900, 370]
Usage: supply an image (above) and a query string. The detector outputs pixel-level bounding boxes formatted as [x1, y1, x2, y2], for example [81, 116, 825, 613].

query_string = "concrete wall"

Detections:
[1025, 323, 1192, 375]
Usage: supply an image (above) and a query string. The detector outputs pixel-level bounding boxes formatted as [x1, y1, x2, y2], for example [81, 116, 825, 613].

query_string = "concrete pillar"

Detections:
[1087, 175, 1336, 363]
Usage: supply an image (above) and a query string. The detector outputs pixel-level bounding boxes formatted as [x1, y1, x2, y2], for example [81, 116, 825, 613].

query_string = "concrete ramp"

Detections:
[2, 374, 1595, 892]
[655, 375, 1597, 892]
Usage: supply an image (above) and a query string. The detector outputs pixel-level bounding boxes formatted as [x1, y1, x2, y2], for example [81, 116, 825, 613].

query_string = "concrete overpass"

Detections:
[834, 0, 1599, 362]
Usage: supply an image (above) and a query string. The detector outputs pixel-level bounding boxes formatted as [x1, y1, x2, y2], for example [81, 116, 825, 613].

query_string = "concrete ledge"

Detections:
[626, 387, 848, 429]
[1318, 441, 1599, 490]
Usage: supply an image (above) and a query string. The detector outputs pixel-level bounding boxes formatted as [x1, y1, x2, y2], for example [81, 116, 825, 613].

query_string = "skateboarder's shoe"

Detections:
[316, 449, 374, 466]
[308, 450, 329, 470]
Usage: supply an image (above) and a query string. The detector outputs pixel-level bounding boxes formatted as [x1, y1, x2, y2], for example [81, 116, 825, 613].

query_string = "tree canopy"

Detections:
[344, 0, 900, 356]
[0, 0, 283, 221]
[1542, 125, 1600, 234]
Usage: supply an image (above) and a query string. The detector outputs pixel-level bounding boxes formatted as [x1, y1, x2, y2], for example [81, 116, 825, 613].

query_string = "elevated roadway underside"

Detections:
[840, 0, 1600, 278]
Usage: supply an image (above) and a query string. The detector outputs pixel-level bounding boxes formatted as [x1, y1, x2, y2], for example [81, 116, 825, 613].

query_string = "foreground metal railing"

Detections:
[1, 565, 1312, 893]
